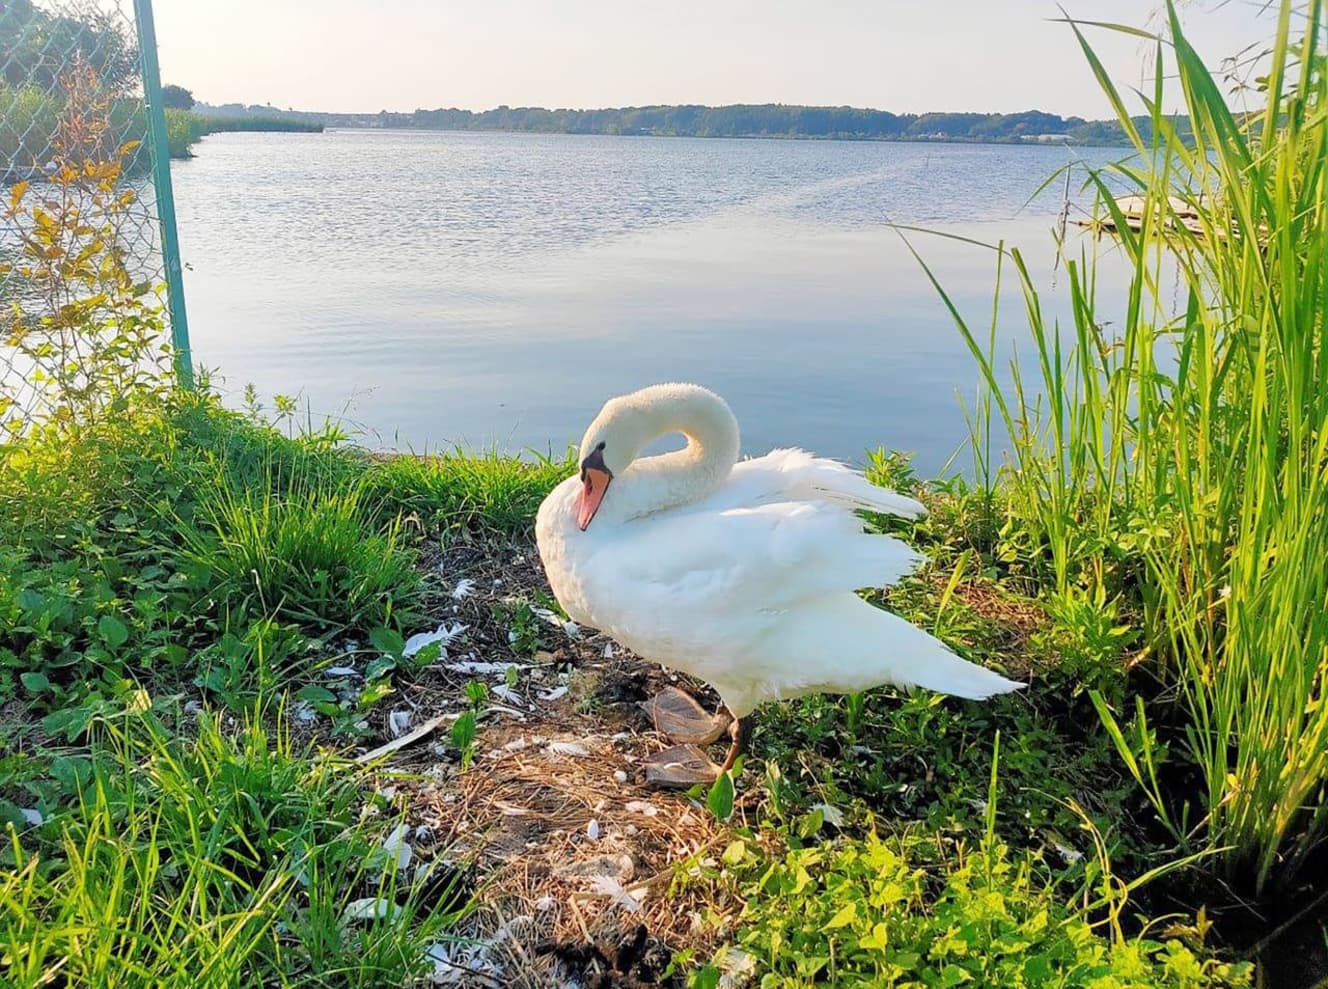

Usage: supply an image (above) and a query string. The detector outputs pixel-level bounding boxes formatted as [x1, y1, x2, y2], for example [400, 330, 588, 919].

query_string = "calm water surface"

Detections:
[172, 129, 1129, 475]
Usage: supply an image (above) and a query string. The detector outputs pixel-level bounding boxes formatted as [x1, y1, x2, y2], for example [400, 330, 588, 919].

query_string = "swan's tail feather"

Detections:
[874, 609, 1025, 699]
[902, 644, 1026, 700]
[816, 475, 927, 520]
[778, 597, 1026, 703]
[766, 449, 927, 518]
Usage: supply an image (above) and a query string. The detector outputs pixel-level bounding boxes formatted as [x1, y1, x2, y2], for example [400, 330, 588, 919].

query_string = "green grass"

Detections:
[191, 114, 325, 135]
[167, 111, 324, 158]
[0, 387, 569, 985]
[0, 382, 1256, 983]
[361, 446, 576, 534]
[0, 708, 463, 989]
[0, 85, 59, 174]
[178, 472, 420, 631]
[0, 383, 1265, 983]
[913, 0, 1328, 892]
[0, 84, 146, 170]
[165, 106, 207, 157]
[0, 386, 565, 727]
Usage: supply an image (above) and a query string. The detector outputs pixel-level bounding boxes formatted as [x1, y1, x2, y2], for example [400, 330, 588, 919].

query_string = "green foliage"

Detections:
[0, 0, 138, 93]
[496, 596, 550, 656]
[192, 616, 311, 711]
[161, 83, 194, 110]
[446, 680, 490, 770]
[362, 447, 573, 536]
[0, 0, 149, 178]
[163, 111, 323, 159]
[0, 4, 317, 177]
[0, 84, 151, 174]
[709, 828, 1251, 988]
[1, 64, 171, 435]
[754, 683, 1139, 872]
[925, 0, 1328, 889]
[178, 471, 420, 631]
[0, 84, 58, 172]
[0, 92, 320, 175]
[164, 105, 205, 157]
[0, 383, 556, 736]
[192, 113, 324, 135]
[0, 708, 462, 988]
[706, 771, 736, 822]
[295, 632, 444, 740]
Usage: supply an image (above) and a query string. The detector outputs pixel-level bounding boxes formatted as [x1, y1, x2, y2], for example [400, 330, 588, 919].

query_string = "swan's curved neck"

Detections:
[603, 389, 740, 523]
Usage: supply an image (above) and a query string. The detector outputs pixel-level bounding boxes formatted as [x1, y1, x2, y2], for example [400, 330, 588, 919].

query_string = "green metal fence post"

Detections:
[133, 0, 193, 389]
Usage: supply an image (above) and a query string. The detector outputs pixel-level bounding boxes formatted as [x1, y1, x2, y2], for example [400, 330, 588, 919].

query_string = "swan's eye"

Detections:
[580, 443, 612, 478]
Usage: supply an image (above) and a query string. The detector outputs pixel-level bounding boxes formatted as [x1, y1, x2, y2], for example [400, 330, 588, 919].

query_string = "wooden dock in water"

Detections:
[1075, 195, 1213, 237]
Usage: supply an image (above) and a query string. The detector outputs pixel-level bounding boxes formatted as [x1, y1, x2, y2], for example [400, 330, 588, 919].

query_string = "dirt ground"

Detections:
[349, 535, 755, 988]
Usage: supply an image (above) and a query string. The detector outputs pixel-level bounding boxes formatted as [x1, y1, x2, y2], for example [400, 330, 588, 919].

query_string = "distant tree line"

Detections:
[196, 101, 1191, 146]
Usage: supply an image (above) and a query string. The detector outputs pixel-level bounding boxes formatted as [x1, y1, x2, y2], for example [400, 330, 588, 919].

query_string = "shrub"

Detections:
[1, 62, 170, 437]
[701, 828, 1252, 988]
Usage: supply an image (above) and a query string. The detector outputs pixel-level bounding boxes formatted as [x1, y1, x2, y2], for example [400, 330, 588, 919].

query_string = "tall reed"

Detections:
[923, 0, 1327, 891]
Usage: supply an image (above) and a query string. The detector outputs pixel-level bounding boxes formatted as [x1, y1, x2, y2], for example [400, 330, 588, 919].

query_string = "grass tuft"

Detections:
[361, 446, 574, 536]
[180, 471, 420, 632]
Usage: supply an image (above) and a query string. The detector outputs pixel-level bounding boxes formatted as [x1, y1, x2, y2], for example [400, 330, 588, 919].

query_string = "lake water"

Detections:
[171, 129, 1129, 476]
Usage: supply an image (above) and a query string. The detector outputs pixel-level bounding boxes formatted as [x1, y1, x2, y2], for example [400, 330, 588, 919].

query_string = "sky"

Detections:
[152, 0, 1272, 119]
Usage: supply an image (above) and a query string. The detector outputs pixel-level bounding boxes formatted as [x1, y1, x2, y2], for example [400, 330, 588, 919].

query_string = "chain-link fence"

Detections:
[1, 0, 187, 435]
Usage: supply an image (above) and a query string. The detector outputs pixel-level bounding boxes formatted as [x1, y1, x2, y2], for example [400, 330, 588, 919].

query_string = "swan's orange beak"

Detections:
[577, 467, 612, 530]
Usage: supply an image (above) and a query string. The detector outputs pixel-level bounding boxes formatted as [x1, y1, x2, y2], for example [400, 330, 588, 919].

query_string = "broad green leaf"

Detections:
[706, 771, 735, 821]
[825, 902, 857, 930]
[20, 671, 50, 693]
[369, 627, 405, 658]
[98, 614, 129, 648]
[365, 656, 395, 681]
[297, 684, 337, 705]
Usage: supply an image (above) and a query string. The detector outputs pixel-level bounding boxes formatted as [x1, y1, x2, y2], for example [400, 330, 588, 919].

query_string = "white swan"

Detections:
[535, 383, 1023, 784]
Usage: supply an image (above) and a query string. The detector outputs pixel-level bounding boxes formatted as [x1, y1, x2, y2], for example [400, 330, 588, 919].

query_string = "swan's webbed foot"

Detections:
[639, 687, 731, 745]
[644, 744, 722, 788]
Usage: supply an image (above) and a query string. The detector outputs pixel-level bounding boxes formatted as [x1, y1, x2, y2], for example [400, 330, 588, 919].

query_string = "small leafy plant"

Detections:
[450, 680, 490, 770]
[703, 827, 1251, 988]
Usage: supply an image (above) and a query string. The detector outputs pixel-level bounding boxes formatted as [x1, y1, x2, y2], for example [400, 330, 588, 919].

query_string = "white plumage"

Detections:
[535, 383, 1022, 771]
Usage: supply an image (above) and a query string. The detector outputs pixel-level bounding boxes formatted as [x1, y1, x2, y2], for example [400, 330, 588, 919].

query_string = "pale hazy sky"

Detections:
[152, 1, 1270, 119]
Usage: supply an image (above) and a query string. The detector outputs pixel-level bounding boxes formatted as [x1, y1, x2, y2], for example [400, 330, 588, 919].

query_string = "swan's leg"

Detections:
[718, 714, 751, 774]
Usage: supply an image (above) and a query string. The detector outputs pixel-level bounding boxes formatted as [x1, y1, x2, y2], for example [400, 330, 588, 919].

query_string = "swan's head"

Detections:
[573, 383, 738, 530]
[574, 396, 657, 531]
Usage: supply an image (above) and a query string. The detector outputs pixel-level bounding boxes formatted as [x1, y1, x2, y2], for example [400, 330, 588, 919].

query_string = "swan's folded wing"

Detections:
[583, 499, 923, 622]
[713, 449, 926, 518]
